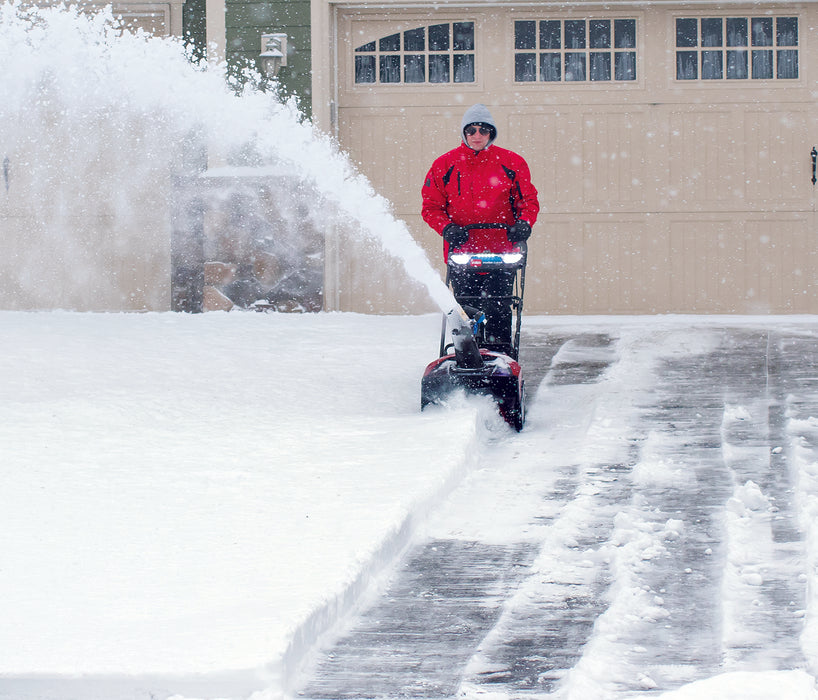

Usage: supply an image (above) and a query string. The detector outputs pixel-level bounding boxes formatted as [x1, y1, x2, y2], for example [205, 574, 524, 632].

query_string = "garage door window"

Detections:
[354, 22, 475, 84]
[514, 19, 637, 82]
[676, 16, 798, 80]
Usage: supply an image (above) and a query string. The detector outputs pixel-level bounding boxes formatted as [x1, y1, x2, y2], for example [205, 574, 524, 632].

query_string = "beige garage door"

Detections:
[332, 5, 818, 314]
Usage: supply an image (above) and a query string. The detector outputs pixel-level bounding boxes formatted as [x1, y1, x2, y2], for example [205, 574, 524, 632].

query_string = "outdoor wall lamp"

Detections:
[260, 33, 288, 78]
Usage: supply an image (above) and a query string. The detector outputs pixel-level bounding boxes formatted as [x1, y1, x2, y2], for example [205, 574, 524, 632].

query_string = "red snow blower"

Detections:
[420, 224, 527, 431]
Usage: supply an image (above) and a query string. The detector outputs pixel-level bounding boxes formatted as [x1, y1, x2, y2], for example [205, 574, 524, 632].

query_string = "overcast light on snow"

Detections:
[3, 4, 818, 699]
[4, 313, 818, 700]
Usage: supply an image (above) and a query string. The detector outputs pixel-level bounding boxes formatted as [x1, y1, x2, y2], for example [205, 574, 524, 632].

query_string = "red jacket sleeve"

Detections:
[421, 156, 453, 235]
[508, 153, 539, 226]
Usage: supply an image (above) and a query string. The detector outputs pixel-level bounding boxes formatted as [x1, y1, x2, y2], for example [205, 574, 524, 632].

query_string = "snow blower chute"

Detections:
[421, 225, 527, 431]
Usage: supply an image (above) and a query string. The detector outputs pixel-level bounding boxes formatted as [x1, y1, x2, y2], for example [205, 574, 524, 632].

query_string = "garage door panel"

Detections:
[582, 109, 650, 208]
[744, 218, 816, 313]
[339, 108, 480, 220]
[330, 219, 437, 314]
[524, 218, 584, 313]
[744, 108, 811, 206]
[669, 216, 815, 313]
[509, 112, 584, 211]
[581, 219, 669, 313]
[339, 111, 406, 183]
[667, 110, 741, 208]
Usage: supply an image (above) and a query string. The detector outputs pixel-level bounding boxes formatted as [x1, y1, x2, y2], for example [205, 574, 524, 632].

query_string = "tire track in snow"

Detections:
[565, 329, 808, 698]
[295, 331, 617, 699]
[296, 325, 818, 700]
[458, 334, 630, 696]
[718, 331, 805, 672]
[775, 331, 818, 676]
[462, 328, 734, 698]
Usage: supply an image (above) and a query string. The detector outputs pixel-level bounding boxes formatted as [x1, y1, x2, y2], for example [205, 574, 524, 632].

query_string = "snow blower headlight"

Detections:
[449, 252, 524, 266]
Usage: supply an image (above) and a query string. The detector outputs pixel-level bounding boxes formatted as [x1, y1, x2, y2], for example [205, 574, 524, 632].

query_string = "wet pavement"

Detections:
[297, 323, 818, 699]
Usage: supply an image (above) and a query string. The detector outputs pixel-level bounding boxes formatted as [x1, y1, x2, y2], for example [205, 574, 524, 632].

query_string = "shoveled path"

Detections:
[296, 323, 818, 698]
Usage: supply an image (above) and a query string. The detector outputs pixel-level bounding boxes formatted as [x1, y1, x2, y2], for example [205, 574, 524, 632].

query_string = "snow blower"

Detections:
[421, 225, 527, 431]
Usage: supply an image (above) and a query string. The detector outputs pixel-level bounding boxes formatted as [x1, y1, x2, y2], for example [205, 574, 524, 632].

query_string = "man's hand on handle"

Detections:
[443, 223, 469, 248]
[507, 221, 532, 243]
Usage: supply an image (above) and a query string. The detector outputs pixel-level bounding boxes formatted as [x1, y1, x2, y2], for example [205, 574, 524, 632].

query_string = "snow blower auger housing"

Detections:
[421, 225, 527, 431]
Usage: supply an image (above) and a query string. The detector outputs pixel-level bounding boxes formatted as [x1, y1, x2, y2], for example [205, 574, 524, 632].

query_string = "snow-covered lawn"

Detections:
[0, 311, 478, 696]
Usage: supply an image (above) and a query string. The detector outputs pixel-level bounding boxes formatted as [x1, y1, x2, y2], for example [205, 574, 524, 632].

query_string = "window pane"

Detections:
[590, 52, 611, 80]
[404, 54, 425, 82]
[404, 28, 424, 51]
[515, 53, 537, 81]
[429, 55, 449, 82]
[540, 53, 561, 81]
[355, 55, 376, 82]
[778, 49, 798, 78]
[565, 20, 586, 49]
[380, 33, 400, 52]
[726, 18, 747, 46]
[702, 50, 723, 79]
[752, 49, 773, 78]
[380, 55, 400, 82]
[453, 54, 474, 82]
[726, 50, 748, 79]
[615, 19, 636, 48]
[540, 20, 561, 49]
[676, 18, 698, 47]
[355, 41, 375, 52]
[515, 21, 536, 50]
[590, 20, 611, 49]
[777, 17, 798, 47]
[701, 18, 722, 47]
[453, 22, 474, 51]
[752, 18, 773, 46]
[565, 52, 586, 80]
[428, 24, 449, 51]
[615, 51, 636, 80]
[677, 51, 698, 79]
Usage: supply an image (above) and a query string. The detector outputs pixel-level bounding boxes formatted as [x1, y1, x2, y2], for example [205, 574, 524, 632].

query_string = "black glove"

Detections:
[442, 223, 469, 248]
[507, 220, 532, 243]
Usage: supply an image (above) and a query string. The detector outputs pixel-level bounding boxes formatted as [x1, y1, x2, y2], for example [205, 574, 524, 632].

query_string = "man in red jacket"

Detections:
[422, 103, 539, 350]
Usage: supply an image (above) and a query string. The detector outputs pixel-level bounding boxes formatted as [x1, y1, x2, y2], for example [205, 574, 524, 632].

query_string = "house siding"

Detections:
[226, 0, 312, 110]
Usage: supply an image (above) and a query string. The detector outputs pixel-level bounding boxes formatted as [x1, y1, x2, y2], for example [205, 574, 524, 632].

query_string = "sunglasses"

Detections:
[464, 126, 491, 136]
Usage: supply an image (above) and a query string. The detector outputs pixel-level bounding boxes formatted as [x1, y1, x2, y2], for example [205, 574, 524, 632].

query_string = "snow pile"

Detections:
[0, 311, 481, 697]
[645, 669, 818, 699]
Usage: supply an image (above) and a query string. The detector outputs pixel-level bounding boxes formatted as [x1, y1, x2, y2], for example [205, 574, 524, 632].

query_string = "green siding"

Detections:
[182, 0, 207, 62]
[227, 0, 312, 113]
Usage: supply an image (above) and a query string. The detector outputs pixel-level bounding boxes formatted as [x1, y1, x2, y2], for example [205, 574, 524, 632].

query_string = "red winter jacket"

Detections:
[422, 142, 540, 261]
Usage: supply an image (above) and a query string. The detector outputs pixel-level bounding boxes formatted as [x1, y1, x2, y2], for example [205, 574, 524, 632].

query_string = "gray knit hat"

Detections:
[461, 103, 497, 146]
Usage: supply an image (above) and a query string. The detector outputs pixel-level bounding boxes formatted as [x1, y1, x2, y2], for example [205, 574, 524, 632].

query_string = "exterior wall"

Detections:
[314, 1, 818, 315]
[183, 0, 207, 60]
[0, 122, 175, 312]
[95, 0, 187, 35]
[226, 0, 313, 110]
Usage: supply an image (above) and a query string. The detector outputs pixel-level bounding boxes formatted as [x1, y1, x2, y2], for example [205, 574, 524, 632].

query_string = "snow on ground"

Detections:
[0, 310, 479, 697]
[3, 312, 818, 700]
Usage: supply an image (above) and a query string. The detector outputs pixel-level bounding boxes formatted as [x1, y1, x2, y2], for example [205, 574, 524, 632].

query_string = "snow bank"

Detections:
[0, 311, 484, 698]
[641, 669, 818, 699]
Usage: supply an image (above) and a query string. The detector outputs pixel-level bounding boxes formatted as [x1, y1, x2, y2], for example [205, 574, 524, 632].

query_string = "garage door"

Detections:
[332, 6, 818, 314]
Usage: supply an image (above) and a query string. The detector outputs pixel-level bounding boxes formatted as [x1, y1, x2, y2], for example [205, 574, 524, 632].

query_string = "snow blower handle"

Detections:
[446, 222, 528, 262]
[454, 223, 527, 254]
[444, 222, 508, 252]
